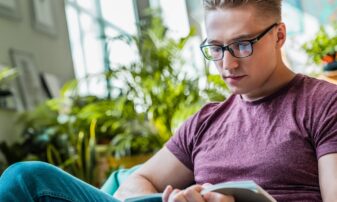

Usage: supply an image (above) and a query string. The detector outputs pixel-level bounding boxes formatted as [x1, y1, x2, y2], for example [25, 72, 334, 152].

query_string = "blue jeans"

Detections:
[0, 161, 120, 202]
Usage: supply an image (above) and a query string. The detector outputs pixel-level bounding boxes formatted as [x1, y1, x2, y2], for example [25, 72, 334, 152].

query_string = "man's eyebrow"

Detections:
[230, 33, 257, 42]
[207, 33, 258, 45]
[206, 39, 223, 45]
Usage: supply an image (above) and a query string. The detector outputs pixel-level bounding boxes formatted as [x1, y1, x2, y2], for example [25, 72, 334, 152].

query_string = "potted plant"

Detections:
[302, 22, 337, 76]
[0, 11, 230, 185]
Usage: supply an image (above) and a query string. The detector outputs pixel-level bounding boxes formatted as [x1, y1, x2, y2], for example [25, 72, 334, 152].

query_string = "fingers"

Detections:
[162, 185, 173, 202]
[203, 192, 235, 202]
[183, 184, 204, 202]
[169, 189, 187, 202]
[202, 183, 213, 188]
[163, 186, 188, 202]
[163, 184, 234, 202]
[163, 184, 205, 202]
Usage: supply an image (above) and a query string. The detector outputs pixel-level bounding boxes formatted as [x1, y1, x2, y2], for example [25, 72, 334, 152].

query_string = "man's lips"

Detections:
[222, 75, 247, 84]
[223, 75, 247, 79]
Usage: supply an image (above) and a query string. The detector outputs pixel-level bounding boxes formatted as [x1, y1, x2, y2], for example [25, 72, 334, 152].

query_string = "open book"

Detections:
[124, 180, 276, 202]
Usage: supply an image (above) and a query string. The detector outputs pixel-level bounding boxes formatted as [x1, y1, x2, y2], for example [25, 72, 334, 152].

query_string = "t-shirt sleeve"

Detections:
[165, 116, 195, 170]
[313, 95, 337, 159]
[165, 103, 219, 170]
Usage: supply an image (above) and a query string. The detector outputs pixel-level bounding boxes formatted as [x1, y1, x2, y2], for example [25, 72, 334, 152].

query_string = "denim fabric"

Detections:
[0, 161, 120, 202]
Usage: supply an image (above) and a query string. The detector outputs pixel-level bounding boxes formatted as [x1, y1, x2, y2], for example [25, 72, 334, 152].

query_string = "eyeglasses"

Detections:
[200, 23, 278, 61]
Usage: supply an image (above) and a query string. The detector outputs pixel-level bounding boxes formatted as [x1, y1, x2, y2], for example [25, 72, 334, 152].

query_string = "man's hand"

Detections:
[162, 184, 235, 202]
[113, 148, 194, 200]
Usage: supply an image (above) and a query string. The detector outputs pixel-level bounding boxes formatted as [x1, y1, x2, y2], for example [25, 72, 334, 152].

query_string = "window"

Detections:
[65, 0, 137, 96]
[150, 0, 205, 78]
[151, 0, 190, 39]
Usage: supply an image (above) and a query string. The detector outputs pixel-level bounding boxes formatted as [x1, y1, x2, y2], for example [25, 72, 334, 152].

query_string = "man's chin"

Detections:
[228, 86, 246, 95]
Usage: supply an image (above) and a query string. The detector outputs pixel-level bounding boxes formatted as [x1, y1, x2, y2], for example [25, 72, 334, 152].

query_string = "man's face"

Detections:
[205, 6, 281, 98]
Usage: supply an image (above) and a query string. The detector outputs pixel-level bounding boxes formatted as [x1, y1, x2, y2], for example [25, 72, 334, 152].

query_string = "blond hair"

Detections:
[203, 0, 282, 21]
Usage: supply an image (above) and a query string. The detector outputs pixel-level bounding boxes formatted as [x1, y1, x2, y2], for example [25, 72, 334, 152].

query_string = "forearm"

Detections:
[113, 173, 159, 200]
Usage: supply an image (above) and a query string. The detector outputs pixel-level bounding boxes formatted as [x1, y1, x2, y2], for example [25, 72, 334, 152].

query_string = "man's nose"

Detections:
[221, 51, 239, 70]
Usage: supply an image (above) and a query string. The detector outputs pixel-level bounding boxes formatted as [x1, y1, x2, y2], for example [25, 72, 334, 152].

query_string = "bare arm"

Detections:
[318, 153, 337, 202]
[113, 146, 194, 200]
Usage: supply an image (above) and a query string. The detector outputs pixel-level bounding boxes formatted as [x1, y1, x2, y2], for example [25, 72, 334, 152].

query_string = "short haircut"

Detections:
[203, 0, 282, 22]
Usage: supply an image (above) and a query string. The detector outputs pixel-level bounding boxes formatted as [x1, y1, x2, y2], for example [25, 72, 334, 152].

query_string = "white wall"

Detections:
[0, 0, 74, 144]
[0, 109, 22, 144]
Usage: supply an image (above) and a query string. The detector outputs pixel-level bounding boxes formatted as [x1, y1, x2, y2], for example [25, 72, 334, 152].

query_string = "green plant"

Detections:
[0, 67, 18, 88]
[46, 119, 97, 185]
[0, 11, 229, 184]
[54, 81, 164, 157]
[0, 94, 124, 185]
[115, 14, 202, 141]
[0, 67, 18, 104]
[302, 22, 337, 65]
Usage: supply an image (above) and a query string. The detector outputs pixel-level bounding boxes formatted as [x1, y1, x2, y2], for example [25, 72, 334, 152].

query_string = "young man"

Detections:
[1, 1, 337, 202]
[114, 0, 337, 201]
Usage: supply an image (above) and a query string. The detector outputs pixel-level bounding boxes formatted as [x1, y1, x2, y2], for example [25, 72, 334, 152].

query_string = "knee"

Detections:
[1, 161, 56, 182]
[0, 161, 62, 200]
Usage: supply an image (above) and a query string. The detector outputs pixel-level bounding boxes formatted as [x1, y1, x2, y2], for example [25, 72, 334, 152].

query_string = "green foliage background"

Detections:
[0, 13, 229, 185]
[302, 22, 337, 64]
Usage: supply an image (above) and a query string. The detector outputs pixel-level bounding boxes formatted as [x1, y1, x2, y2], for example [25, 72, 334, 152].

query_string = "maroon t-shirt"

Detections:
[166, 74, 337, 201]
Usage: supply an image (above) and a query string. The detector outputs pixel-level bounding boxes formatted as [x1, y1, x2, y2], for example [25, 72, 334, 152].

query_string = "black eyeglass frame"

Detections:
[200, 23, 279, 61]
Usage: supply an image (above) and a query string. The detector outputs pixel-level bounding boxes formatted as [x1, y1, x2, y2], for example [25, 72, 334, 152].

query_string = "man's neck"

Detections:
[241, 63, 295, 102]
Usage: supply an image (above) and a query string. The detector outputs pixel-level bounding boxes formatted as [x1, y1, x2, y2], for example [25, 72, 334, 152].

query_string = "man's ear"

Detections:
[276, 23, 286, 48]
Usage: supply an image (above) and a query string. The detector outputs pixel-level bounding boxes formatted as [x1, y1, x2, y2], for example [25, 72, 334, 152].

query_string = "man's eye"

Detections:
[210, 46, 222, 52]
[236, 42, 251, 50]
